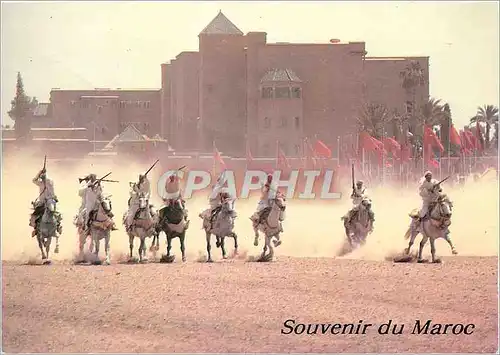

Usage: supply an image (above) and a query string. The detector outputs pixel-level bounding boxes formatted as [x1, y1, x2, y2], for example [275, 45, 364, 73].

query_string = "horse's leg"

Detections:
[261, 235, 269, 259]
[216, 235, 221, 248]
[140, 238, 147, 262]
[206, 232, 213, 262]
[444, 234, 458, 255]
[273, 232, 282, 247]
[104, 234, 111, 265]
[54, 235, 60, 254]
[268, 235, 275, 260]
[405, 228, 419, 255]
[37, 234, 47, 260]
[150, 233, 157, 252]
[179, 233, 186, 262]
[45, 236, 52, 261]
[417, 234, 429, 262]
[138, 237, 145, 262]
[232, 232, 238, 255]
[429, 237, 441, 263]
[128, 234, 134, 261]
[88, 233, 94, 254]
[94, 235, 101, 261]
[220, 236, 227, 259]
[166, 235, 172, 257]
[156, 231, 161, 251]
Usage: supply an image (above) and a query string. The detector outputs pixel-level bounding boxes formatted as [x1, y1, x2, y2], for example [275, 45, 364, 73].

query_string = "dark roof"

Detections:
[199, 11, 243, 36]
[260, 68, 302, 83]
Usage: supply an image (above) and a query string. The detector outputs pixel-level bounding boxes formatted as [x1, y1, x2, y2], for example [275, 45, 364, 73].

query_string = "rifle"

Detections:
[144, 159, 160, 177]
[351, 163, 355, 192]
[79, 177, 118, 183]
[92, 172, 112, 187]
[431, 175, 450, 192]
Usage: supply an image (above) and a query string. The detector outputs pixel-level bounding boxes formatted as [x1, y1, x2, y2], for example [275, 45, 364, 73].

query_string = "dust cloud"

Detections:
[2, 153, 498, 262]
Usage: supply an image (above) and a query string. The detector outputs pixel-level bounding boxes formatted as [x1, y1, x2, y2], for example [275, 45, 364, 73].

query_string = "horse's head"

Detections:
[45, 199, 56, 213]
[436, 193, 452, 218]
[273, 194, 286, 211]
[360, 197, 372, 210]
[220, 196, 234, 213]
[138, 192, 148, 209]
[101, 195, 112, 213]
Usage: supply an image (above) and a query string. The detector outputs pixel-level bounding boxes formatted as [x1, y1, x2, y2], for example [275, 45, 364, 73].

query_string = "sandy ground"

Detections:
[2, 154, 499, 353]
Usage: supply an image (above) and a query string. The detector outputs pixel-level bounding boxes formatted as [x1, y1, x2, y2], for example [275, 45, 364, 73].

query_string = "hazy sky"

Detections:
[1, 1, 498, 128]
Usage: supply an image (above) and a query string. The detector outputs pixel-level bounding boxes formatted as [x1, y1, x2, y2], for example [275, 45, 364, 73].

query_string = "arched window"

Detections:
[294, 117, 300, 129]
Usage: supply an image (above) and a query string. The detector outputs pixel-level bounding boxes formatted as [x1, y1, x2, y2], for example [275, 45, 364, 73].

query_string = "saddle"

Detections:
[210, 205, 222, 222]
[258, 207, 272, 224]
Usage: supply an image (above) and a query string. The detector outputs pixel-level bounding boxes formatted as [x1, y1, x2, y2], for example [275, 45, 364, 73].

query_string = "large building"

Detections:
[31, 11, 429, 157]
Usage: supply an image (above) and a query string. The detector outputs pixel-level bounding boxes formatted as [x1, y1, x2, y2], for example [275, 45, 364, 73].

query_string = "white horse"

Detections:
[253, 194, 286, 262]
[404, 193, 456, 263]
[201, 196, 238, 262]
[123, 192, 158, 263]
[88, 195, 115, 265]
[340, 197, 374, 255]
[32, 198, 61, 264]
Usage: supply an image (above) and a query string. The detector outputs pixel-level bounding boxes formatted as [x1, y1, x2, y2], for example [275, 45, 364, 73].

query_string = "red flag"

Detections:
[359, 132, 382, 152]
[475, 122, 485, 151]
[304, 138, 318, 169]
[426, 145, 440, 168]
[383, 136, 401, 158]
[276, 141, 291, 169]
[450, 124, 461, 146]
[424, 125, 444, 153]
[465, 130, 480, 151]
[213, 143, 227, 172]
[313, 139, 332, 158]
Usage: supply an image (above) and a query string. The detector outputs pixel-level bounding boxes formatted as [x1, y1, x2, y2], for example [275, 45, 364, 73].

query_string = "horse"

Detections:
[123, 192, 158, 263]
[404, 193, 456, 263]
[339, 197, 374, 255]
[88, 195, 115, 265]
[155, 199, 189, 263]
[253, 194, 286, 262]
[201, 196, 238, 262]
[32, 198, 61, 264]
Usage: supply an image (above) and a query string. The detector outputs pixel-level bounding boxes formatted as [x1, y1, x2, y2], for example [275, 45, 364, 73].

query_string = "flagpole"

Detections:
[337, 135, 341, 167]
[275, 140, 279, 170]
[212, 140, 216, 178]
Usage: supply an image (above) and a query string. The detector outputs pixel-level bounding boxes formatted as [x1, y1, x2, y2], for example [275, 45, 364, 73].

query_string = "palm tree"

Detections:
[419, 98, 446, 126]
[470, 105, 499, 150]
[400, 60, 427, 129]
[355, 103, 391, 140]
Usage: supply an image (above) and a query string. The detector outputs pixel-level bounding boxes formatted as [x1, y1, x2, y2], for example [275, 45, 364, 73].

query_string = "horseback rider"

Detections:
[30, 168, 62, 237]
[418, 171, 440, 221]
[351, 180, 367, 207]
[250, 174, 284, 232]
[200, 172, 234, 227]
[164, 173, 186, 209]
[84, 178, 117, 235]
[125, 174, 151, 232]
[345, 180, 374, 228]
[77, 174, 98, 225]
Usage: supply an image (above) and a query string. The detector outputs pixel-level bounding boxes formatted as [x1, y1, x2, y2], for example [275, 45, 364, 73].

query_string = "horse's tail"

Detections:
[403, 226, 412, 240]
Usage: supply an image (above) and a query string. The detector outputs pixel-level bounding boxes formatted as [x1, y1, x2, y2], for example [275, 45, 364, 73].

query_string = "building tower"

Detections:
[198, 11, 247, 155]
